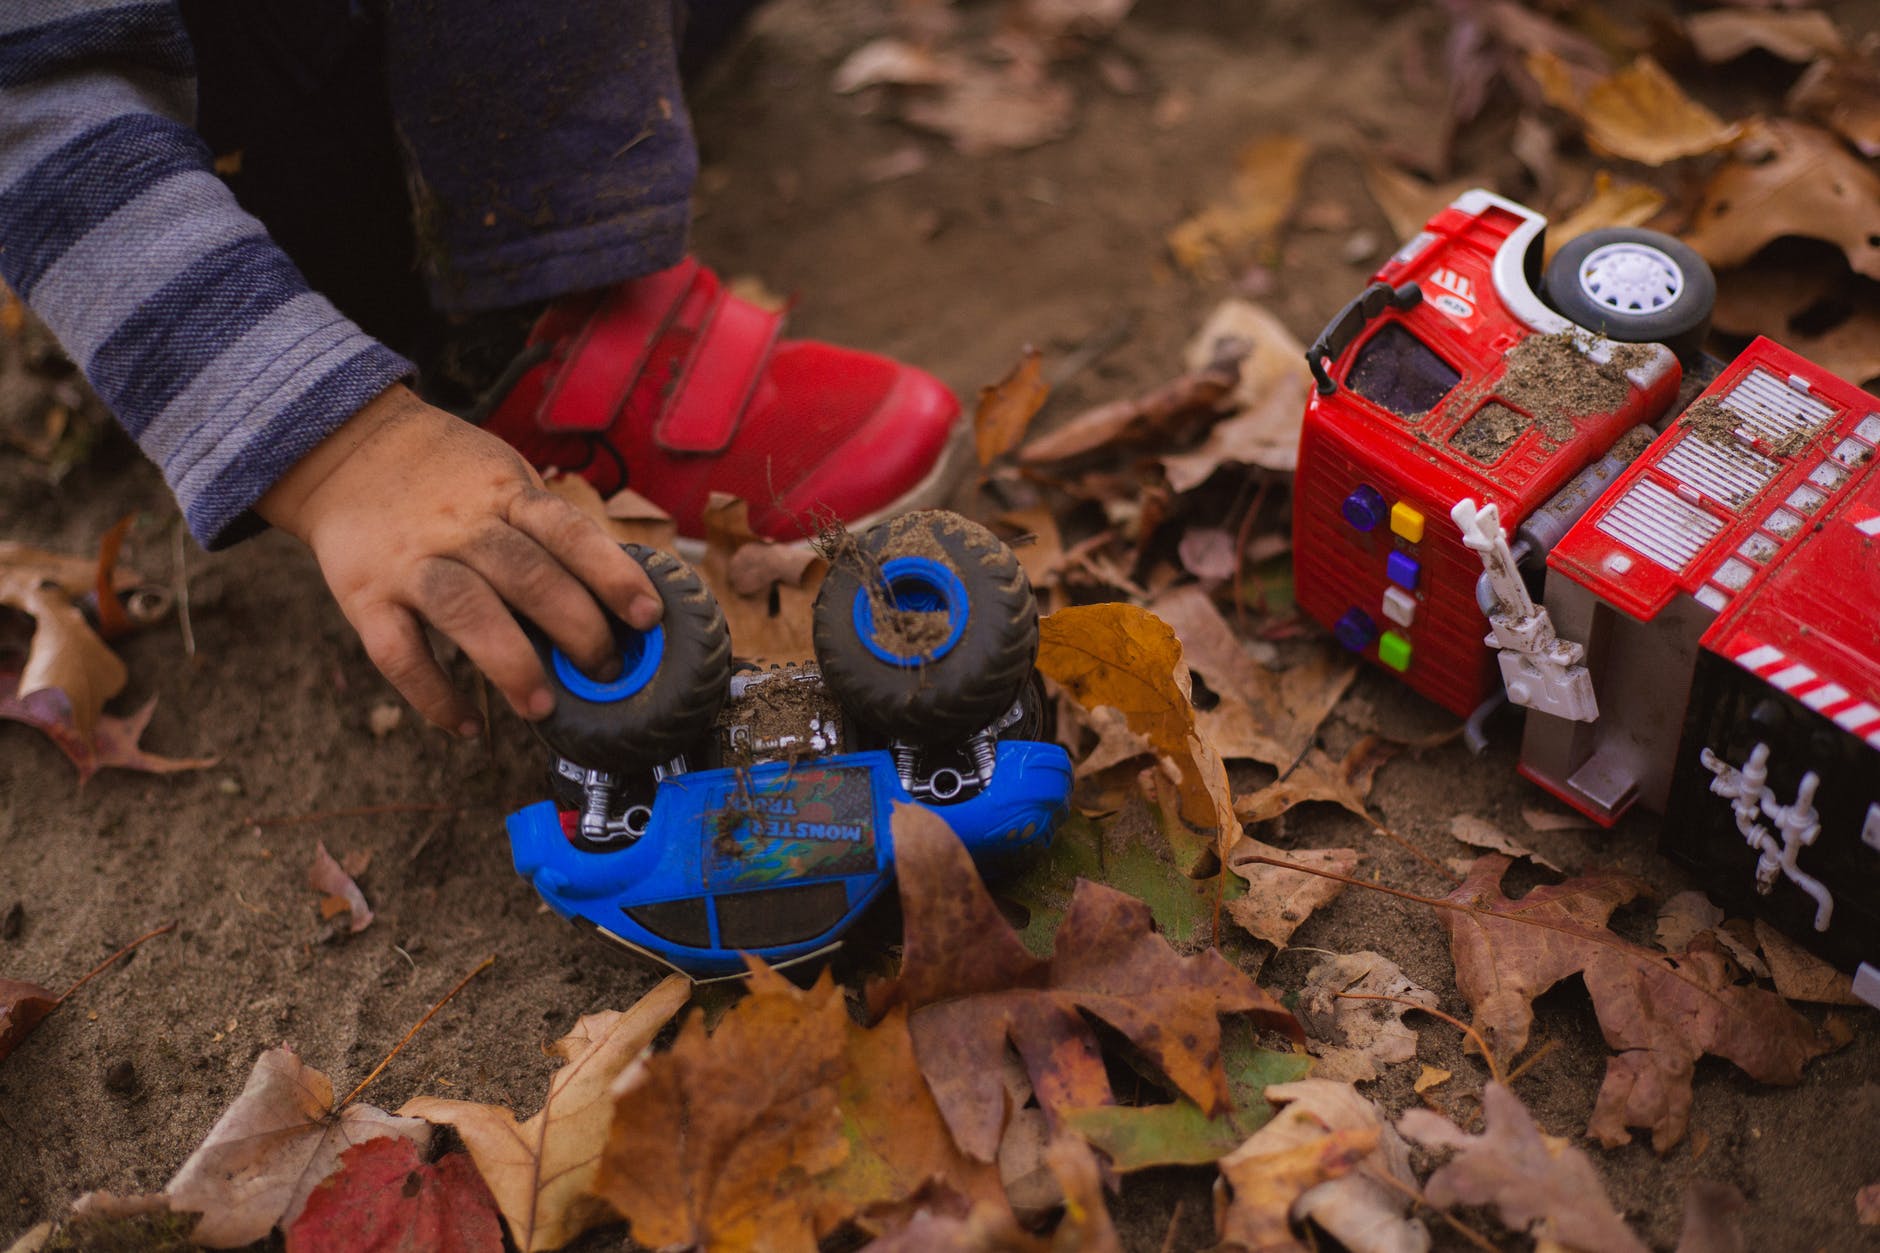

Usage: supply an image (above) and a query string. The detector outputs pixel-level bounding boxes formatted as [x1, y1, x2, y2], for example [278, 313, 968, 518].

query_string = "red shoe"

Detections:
[480, 258, 965, 542]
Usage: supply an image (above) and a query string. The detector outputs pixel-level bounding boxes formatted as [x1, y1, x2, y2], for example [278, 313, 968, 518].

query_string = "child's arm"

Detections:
[258, 384, 662, 738]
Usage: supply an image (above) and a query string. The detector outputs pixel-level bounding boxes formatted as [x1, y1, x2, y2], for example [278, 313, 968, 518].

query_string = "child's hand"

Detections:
[258, 383, 663, 737]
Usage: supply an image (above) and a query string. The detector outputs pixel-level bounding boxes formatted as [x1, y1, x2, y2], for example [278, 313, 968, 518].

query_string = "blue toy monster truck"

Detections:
[507, 509, 1073, 977]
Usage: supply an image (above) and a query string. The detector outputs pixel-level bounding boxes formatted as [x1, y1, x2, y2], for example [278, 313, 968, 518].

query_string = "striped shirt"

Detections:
[0, 1, 412, 548]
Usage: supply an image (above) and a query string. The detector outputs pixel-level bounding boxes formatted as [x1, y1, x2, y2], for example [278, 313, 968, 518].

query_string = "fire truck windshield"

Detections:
[1346, 322, 1462, 419]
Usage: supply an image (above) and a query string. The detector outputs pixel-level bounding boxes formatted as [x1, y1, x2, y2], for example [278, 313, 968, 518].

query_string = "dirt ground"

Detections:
[3, 1, 1878, 1249]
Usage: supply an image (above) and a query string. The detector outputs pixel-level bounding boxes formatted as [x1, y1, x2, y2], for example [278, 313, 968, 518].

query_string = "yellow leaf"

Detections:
[1536, 54, 1741, 166]
[1168, 135, 1310, 278]
[1035, 604, 1238, 864]
[401, 976, 690, 1252]
[1545, 172, 1666, 264]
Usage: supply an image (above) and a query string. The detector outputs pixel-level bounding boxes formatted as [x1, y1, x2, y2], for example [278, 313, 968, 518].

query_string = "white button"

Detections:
[1382, 587, 1417, 627]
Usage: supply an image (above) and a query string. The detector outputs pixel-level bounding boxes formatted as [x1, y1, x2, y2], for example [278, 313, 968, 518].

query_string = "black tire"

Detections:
[1542, 227, 1715, 365]
[812, 510, 1038, 746]
[523, 544, 731, 773]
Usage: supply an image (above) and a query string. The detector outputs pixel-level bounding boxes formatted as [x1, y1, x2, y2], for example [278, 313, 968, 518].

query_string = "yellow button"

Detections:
[1389, 502, 1425, 543]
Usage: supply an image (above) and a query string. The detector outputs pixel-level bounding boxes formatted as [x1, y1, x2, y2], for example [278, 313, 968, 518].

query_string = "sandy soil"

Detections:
[3, 2, 1877, 1249]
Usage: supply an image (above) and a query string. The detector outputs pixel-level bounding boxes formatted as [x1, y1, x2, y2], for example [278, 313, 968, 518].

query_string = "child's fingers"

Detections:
[508, 488, 664, 630]
[356, 605, 477, 736]
[461, 525, 617, 679]
[410, 557, 553, 720]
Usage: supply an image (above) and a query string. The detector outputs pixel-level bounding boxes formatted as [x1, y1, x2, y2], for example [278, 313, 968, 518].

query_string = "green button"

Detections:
[1378, 631, 1411, 672]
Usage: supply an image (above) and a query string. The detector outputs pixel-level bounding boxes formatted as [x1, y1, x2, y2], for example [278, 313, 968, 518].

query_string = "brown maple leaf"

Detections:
[1, 669, 217, 783]
[698, 493, 825, 664]
[1440, 855, 1830, 1151]
[165, 1047, 434, 1248]
[868, 804, 1299, 1163]
[597, 963, 1006, 1251]
[1402, 1082, 1647, 1252]
[401, 974, 690, 1252]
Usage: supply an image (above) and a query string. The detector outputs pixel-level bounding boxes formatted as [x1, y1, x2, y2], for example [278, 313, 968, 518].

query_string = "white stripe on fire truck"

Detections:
[1769, 663, 1816, 690]
[1735, 644, 1785, 672]
[1836, 702, 1880, 734]
[1802, 683, 1850, 711]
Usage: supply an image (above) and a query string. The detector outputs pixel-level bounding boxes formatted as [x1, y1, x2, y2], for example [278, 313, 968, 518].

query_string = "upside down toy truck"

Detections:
[505, 510, 1071, 978]
[1295, 189, 1880, 1007]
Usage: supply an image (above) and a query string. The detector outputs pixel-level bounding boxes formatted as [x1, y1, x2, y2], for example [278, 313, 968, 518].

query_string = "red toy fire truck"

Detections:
[1294, 189, 1879, 1007]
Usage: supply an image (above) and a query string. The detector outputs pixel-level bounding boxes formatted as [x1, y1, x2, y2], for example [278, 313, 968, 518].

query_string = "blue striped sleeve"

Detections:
[0, 2, 413, 548]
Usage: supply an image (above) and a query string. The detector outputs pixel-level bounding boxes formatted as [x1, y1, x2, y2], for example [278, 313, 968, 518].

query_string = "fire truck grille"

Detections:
[1597, 479, 1724, 573]
[1722, 368, 1834, 445]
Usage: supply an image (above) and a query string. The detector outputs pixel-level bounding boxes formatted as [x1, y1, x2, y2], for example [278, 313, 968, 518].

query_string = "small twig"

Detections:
[392, 945, 418, 971]
[1335, 991, 1504, 1085]
[1364, 1166, 1497, 1253]
[1506, 1036, 1560, 1083]
[338, 955, 494, 1110]
[60, 921, 176, 1003]
[248, 803, 463, 829]
[171, 518, 195, 658]
[1231, 475, 1273, 637]
[1156, 1197, 1186, 1253]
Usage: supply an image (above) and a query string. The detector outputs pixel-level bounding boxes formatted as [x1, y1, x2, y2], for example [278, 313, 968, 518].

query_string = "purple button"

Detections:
[1387, 550, 1420, 591]
[1341, 484, 1387, 532]
[1333, 608, 1378, 652]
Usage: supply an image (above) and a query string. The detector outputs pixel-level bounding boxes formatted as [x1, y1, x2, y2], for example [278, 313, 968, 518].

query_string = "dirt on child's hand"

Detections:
[257, 383, 662, 736]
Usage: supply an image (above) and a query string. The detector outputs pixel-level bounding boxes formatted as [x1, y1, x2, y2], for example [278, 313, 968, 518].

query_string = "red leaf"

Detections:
[0, 977, 58, 1063]
[285, 1138, 502, 1253]
[0, 668, 218, 783]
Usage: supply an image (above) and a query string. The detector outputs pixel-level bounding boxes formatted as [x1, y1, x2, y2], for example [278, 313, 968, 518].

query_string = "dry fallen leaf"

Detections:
[0, 669, 217, 783]
[1441, 855, 1830, 1151]
[166, 1047, 434, 1248]
[1788, 54, 1880, 157]
[904, 62, 1075, 156]
[832, 38, 963, 93]
[1449, 814, 1560, 872]
[0, 977, 58, 1064]
[1400, 1082, 1646, 1253]
[1168, 135, 1311, 279]
[975, 348, 1050, 466]
[1654, 890, 1725, 955]
[1160, 298, 1313, 486]
[402, 975, 689, 1252]
[1545, 172, 1666, 264]
[1217, 1079, 1427, 1253]
[1234, 737, 1397, 827]
[1223, 836, 1360, 948]
[1753, 919, 1862, 1005]
[1296, 951, 1438, 1084]
[1686, 9, 1846, 64]
[1413, 1065, 1450, 1094]
[284, 1139, 503, 1253]
[1686, 120, 1880, 280]
[1361, 161, 1473, 245]
[1712, 253, 1880, 386]
[1018, 357, 1237, 465]
[868, 804, 1298, 1162]
[1532, 52, 1741, 165]
[1147, 585, 1352, 772]
[307, 841, 372, 935]
[698, 494, 825, 664]
[860, 1135, 1122, 1252]
[598, 962, 1006, 1251]
[1035, 603, 1239, 852]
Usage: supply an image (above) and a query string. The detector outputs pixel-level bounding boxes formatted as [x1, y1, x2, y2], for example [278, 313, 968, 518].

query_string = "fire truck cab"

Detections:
[1295, 190, 1681, 720]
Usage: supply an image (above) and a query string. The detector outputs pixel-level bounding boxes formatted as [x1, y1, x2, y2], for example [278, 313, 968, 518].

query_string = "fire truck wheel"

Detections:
[812, 510, 1039, 747]
[522, 543, 732, 774]
[1543, 227, 1715, 364]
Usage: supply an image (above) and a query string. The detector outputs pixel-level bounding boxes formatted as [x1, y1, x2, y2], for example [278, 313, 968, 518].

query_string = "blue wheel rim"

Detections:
[852, 556, 968, 667]
[551, 622, 665, 702]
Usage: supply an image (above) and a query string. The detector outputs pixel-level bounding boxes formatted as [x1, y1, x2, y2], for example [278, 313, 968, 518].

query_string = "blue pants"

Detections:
[179, 1, 709, 352]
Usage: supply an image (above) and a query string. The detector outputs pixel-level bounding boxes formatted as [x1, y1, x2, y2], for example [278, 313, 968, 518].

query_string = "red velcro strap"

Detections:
[653, 292, 784, 455]
[536, 258, 701, 434]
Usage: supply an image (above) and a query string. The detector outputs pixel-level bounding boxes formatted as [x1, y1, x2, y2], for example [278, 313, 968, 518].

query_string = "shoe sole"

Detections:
[671, 420, 975, 563]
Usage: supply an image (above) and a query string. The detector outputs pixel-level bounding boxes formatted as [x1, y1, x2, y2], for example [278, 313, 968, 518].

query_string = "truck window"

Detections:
[1346, 323, 1461, 418]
